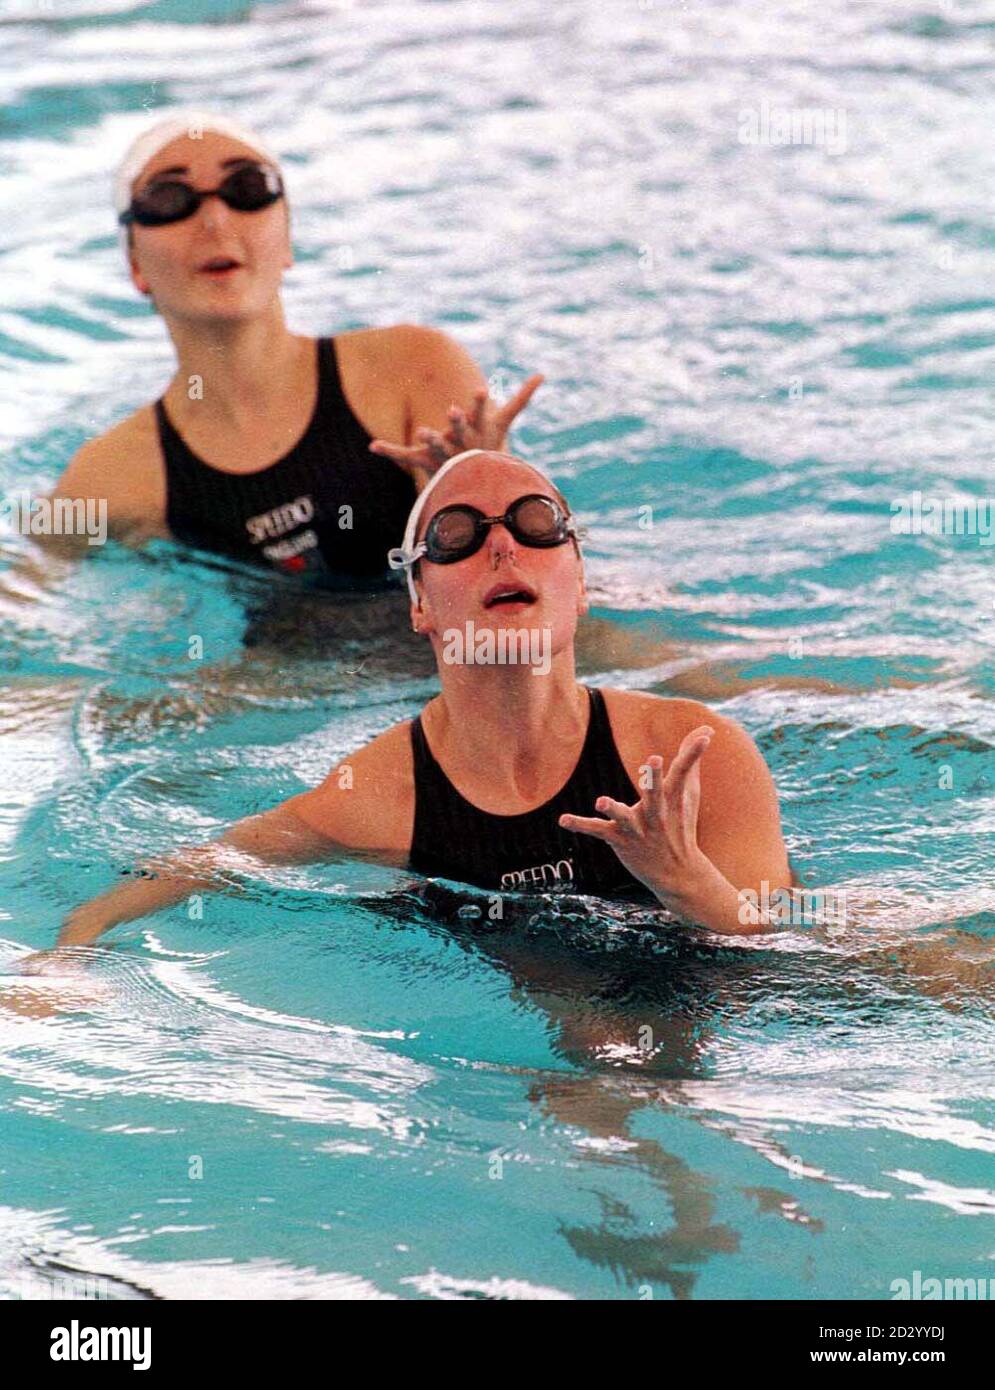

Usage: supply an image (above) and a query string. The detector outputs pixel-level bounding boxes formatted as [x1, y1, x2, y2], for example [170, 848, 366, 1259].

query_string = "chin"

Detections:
[182, 297, 260, 324]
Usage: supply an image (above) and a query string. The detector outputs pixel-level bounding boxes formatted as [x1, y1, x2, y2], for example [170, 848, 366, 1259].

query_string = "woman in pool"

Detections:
[42, 110, 541, 580]
[51, 448, 795, 947]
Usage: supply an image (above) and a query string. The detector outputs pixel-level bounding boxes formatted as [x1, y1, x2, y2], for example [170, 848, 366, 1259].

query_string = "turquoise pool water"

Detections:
[1, 0, 993, 1301]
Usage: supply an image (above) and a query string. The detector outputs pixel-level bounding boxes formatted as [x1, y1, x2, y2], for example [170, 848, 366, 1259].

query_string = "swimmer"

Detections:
[48, 449, 798, 946]
[38, 110, 542, 580]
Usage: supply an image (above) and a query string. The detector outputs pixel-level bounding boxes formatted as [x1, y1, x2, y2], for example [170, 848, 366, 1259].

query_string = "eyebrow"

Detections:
[141, 155, 260, 188]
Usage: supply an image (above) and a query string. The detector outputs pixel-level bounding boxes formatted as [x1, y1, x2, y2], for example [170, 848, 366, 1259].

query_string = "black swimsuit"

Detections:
[155, 336, 416, 582]
[408, 687, 655, 902]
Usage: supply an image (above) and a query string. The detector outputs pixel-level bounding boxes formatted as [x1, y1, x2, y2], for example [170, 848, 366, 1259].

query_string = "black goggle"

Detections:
[401, 494, 580, 568]
[119, 163, 284, 228]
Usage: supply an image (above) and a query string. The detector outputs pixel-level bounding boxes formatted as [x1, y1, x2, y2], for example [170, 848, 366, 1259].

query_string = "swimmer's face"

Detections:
[125, 131, 292, 323]
[411, 454, 588, 661]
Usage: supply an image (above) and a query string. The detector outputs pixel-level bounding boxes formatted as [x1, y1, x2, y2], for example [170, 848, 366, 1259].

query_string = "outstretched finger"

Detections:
[663, 725, 713, 796]
[468, 387, 489, 434]
[642, 754, 666, 822]
[447, 405, 467, 450]
[495, 374, 544, 432]
[593, 795, 638, 831]
[558, 812, 617, 841]
[369, 438, 432, 467]
[681, 753, 704, 839]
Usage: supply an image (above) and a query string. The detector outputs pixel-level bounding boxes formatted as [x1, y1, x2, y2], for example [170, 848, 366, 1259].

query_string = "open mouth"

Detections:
[482, 583, 537, 609]
[198, 256, 242, 275]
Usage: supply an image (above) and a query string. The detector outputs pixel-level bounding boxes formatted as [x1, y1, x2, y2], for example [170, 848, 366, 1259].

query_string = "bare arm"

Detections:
[690, 708, 792, 899]
[30, 418, 166, 558]
[53, 801, 341, 949]
[43, 722, 415, 953]
[0, 445, 111, 591]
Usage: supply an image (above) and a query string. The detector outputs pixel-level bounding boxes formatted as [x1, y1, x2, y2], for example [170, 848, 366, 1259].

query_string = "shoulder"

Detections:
[73, 403, 157, 468]
[284, 717, 416, 853]
[340, 323, 458, 355]
[600, 687, 712, 747]
[332, 325, 485, 442]
[600, 687, 770, 788]
[49, 405, 166, 538]
[337, 324, 483, 385]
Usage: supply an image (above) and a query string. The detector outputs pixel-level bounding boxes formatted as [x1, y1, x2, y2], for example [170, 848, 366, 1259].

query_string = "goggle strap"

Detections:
[387, 542, 426, 570]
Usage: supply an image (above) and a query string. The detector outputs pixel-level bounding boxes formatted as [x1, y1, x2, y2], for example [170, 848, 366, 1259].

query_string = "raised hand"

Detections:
[368, 373, 544, 480]
[558, 725, 737, 925]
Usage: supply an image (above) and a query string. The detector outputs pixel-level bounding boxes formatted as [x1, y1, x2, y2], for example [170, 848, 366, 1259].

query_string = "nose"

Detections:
[194, 191, 233, 234]
[486, 522, 517, 568]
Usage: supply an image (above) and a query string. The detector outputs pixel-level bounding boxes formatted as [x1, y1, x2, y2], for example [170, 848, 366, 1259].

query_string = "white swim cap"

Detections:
[113, 108, 283, 253]
[387, 448, 580, 603]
